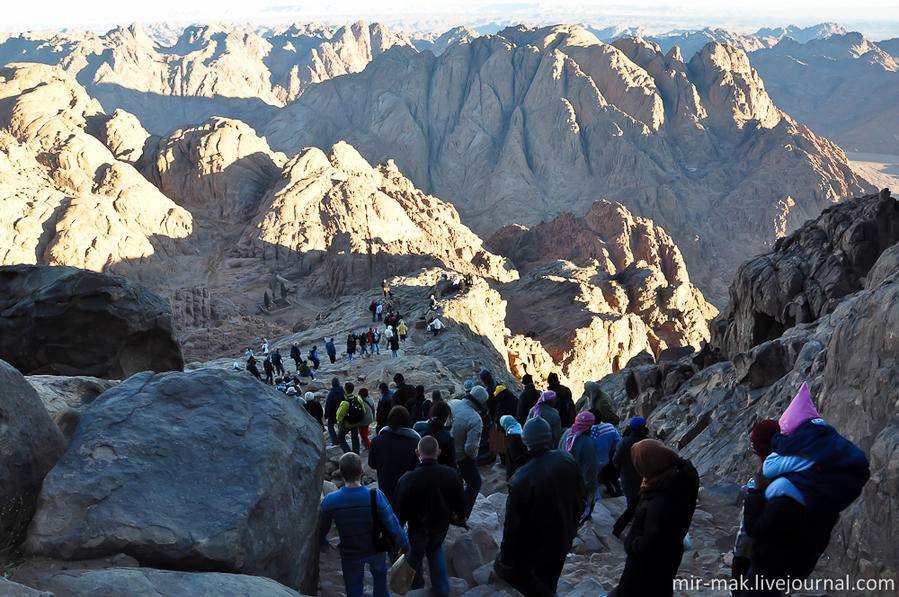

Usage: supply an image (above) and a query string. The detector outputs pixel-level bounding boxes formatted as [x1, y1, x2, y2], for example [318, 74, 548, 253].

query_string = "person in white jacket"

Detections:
[449, 385, 487, 515]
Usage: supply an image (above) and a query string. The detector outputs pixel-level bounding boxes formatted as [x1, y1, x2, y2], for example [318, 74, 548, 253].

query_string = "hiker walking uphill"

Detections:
[246, 353, 261, 380]
[608, 439, 699, 597]
[581, 381, 620, 425]
[358, 388, 376, 450]
[369, 300, 378, 322]
[325, 378, 345, 447]
[494, 417, 587, 597]
[320, 452, 409, 597]
[559, 411, 600, 520]
[527, 391, 562, 448]
[393, 436, 467, 597]
[336, 382, 366, 454]
[413, 401, 456, 468]
[303, 391, 324, 429]
[308, 346, 320, 369]
[391, 373, 416, 408]
[368, 406, 420, 505]
[375, 382, 393, 434]
[449, 385, 488, 516]
[397, 319, 408, 342]
[382, 279, 392, 298]
[263, 356, 274, 385]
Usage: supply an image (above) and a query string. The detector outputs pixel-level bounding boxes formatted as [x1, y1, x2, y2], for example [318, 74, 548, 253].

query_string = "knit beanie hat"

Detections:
[494, 385, 506, 396]
[500, 415, 522, 436]
[522, 416, 552, 448]
[358, 388, 369, 398]
[750, 419, 780, 457]
[286, 387, 297, 396]
[463, 380, 475, 392]
[521, 373, 533, 386]
[304, 391, 315, 401]
[629, 416, 646, 429]
[470, 385, 489, 405]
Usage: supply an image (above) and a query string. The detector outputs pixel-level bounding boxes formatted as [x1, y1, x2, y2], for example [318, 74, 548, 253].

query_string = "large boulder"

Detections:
[0, 265, 184, 378]
[713, 190, 899, 357]
[0, 578, 53, 597]
[0, 361, 66, 548]
[25, 369, 324, 593]
[21, 567, 304, 597]
[26, 375, 119, 440]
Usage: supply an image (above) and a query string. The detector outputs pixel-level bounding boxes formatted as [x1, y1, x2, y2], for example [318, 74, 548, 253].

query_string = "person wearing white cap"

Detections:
[302, 391, 324, 429]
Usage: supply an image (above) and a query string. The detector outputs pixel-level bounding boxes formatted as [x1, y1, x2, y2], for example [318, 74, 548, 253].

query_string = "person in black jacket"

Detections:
[375, 382, 393, 434]
[302, 391, 324, 429]
[324, 377, 344, 447]
[406, 384, 426, 423]
[515, 374, 541, 424]
[391, 373, 416, 408]
[271, 348, 284, 376]
[613, 417, 650, 508]
[393, 436, 467, 597]
[546, 372, 574, 429]
[262, 356, 274, 385]
[610, 439, 699, 597]
[489, 384, 518, 423]
[289, 342, 301, 371]
[413, 401, 456, 468]
[494, 417, 586, 597]
[368, 406, 421, 504]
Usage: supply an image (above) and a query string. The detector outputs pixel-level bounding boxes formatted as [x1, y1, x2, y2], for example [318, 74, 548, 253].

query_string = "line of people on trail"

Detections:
[317, 369, 870, 597]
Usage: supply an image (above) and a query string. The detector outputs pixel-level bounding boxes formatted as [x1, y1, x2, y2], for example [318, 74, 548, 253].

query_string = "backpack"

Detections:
[344, 396, 365, 425]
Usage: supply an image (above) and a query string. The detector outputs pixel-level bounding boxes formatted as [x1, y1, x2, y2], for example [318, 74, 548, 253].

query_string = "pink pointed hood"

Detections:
[779, 382, 821, 436]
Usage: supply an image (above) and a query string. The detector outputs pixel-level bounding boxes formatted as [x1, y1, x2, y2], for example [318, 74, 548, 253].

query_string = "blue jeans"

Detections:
[408, 530, 449, 596]
[327, 420, 339, 446]
[341, 552, 389, 597]
[391, 350, 398, 358]
[373, 342, 380, 354]
[457, 457, 481, 516]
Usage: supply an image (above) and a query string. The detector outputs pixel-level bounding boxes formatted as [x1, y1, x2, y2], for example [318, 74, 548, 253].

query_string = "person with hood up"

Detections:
[515, 374, 541, 424]
[319, 452, 409, 597]
[325, 378, 345, 447]
[546, 372, 575, 428]
[559, 411, 600, 519]
[246, 353, 261, 380]
[297, 358, 314, 380]
[580, 381, 619, 425]
[608, 439, 699, 597]
[499, 415, 527, 480]
[397, 319, 408, 342]
[449, 385, 487, 515]
[368, 406, 421, 504]
[336, 382, 365, 454]
[346, 333, 356, 360]
[613, 417, 650, 508]
[478, 369, 496, 396]
[527, 391, 562, 448]
[368, 299, 378, 322]
[325, 338, 337, 364]
[393, 436, 467, 597]
[489, 384, 517, 423]
[358, 388, 376, 450]
[414, 401, 456, 468]
[375, 382, 393, 434]
[303, 391, 324, 429]
[290, 342, 301, 371]
[382, 279, 392, 298]
[493, 417, 586, 597]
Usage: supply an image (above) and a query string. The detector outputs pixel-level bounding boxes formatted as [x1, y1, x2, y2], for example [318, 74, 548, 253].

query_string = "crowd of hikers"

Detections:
[312, 369, 870, 597]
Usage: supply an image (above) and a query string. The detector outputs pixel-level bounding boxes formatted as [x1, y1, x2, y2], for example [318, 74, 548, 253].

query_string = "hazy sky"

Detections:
[5, 0, 899, 39]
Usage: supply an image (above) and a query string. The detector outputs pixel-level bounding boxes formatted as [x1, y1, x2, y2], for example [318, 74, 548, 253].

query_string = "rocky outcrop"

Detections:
[0, 265, 183, 378]
[0, 578, 52, 597]
[26, 375, 119, 440]
[0, 22, 414, 134]
[713, 189, 899, 357]
[264, 25, 872, 304]
[237, 143, 517, 295]
[592, 193, 899, 585]
[491, 200, 717, 389]
[0, 361, 66, 549]
[142, 117, 286, 219]
[0, 63, 193, 273]
[22, 567, 303, 597]
[26, 369, 324, 593]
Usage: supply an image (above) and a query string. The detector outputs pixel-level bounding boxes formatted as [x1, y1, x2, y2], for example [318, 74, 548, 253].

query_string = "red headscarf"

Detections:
[565, 411, 595, 452]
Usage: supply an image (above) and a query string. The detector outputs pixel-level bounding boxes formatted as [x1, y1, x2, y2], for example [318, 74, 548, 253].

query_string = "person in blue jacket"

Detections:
[320, 452, 409, 597]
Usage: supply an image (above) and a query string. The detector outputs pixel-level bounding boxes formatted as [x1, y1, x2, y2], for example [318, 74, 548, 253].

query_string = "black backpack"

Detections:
[344, 396, 365, 425]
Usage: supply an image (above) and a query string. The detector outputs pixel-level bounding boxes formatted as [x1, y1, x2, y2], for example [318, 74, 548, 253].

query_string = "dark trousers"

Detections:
[274, 361, 284, 375]
[327, 419, 339, 446]
[457, 457, 481, 516]
[327, 352, 336, 364]
[339, 426, 360, 454]
[494, 556, 566, 597]
[407, 529, 450, 596]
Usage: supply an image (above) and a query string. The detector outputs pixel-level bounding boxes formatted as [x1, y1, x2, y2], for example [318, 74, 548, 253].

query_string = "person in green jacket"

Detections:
[580, 381, 619, 425]
[336, 382, 365, 454]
